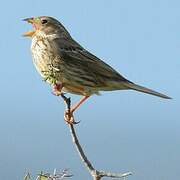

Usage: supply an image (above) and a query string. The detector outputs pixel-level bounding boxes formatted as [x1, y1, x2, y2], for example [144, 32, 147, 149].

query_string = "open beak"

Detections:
[23, 17, 36, 37]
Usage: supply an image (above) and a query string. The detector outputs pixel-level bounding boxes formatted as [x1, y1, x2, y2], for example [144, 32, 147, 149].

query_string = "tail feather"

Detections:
[124, 82, 171, 99]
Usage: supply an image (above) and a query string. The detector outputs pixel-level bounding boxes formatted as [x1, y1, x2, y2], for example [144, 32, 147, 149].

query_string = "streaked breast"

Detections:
[31, 31, 54, 78]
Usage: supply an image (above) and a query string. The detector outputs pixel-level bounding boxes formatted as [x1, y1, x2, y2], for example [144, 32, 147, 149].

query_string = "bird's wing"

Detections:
[51, 36, 129, 86]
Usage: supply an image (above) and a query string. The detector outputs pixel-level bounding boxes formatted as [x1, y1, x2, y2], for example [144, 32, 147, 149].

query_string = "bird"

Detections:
[23, 16, 171, 123]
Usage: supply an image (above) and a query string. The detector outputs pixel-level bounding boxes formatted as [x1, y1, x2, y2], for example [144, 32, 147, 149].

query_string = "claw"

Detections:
[52, 90, 61, 96]
[52, 83, 63, 96]
[64, 109, 80, 124]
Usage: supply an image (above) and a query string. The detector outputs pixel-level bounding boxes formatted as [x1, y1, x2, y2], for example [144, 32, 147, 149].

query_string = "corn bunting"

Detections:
[23, 16, 171, 123]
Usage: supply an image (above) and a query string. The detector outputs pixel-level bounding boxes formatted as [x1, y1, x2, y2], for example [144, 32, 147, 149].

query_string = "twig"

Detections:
[36, 169, 73, 180]
[60, 94, 132, 180]
[24, 172, 31, 180]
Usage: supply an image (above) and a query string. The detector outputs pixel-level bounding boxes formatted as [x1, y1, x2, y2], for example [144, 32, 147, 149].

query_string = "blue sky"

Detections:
[0, 0, 179, 180]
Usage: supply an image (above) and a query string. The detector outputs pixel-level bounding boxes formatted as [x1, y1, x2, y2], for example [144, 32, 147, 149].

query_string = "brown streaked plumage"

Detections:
[23, 16, 171, 122]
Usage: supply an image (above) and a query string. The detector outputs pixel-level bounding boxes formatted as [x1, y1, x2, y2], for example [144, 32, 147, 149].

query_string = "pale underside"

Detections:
[31, 31, 128, 96]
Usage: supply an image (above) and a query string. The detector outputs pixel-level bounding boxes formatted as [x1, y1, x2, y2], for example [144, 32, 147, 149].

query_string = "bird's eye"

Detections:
[41, 19, 48, 24]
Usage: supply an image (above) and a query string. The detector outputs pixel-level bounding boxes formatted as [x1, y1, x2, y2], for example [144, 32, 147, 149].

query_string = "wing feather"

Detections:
[51, 36, 129, 87]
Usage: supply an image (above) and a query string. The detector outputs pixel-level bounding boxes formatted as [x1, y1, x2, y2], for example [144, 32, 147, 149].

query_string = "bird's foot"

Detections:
[64, 109, 80, 124]
[52, 83, 63, 96]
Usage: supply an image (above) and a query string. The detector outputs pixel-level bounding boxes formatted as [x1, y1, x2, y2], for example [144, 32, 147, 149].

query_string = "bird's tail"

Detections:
[124, 82, 171, 99]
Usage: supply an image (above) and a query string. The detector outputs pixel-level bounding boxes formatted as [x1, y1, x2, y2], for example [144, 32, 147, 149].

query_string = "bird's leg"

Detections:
[52, 82, 63, 96]
[71, 96, 89, 114]
[64, 96, 89, 124]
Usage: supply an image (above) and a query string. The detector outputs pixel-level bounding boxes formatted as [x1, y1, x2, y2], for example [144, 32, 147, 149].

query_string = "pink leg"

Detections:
[52, 83, 63, 96]
[64, 96, 89, 124]
[70, 96, 89, 113]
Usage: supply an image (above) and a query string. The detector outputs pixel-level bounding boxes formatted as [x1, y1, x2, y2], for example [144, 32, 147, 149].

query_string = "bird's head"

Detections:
[23, 16, 70, 38]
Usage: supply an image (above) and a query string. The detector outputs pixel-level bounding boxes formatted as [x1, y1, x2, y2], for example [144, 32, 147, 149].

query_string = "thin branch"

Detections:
[69, 124, 95, 172]
[61, 94, 132, 180]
